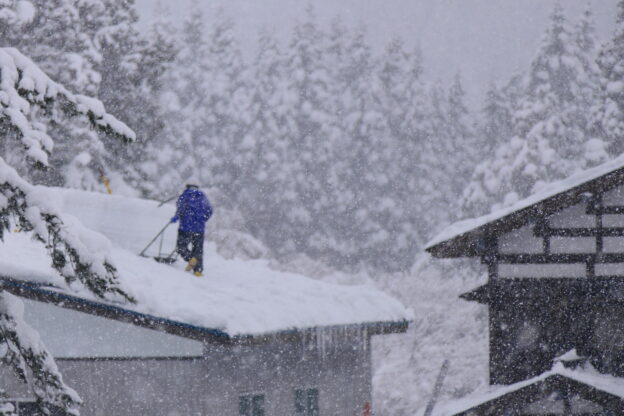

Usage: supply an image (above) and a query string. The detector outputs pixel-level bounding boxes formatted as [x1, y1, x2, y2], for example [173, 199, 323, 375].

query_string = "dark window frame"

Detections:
[294, 387, 319, 416]
[239, 392, 265, 416]
[0, 400, 65, 415]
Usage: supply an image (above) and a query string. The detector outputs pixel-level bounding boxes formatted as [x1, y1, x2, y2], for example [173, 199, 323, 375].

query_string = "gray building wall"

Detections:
[22, 299, 204, 357]
[199, 334, 372, 416]
[52, 334, 372, 416]
[0, 298, 374, 416]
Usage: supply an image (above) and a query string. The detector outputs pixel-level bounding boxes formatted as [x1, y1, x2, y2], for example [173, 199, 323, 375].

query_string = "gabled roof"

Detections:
[426, 155, 624, 258]
[0, 188, 412, 341]
[432, 363, 624, 416]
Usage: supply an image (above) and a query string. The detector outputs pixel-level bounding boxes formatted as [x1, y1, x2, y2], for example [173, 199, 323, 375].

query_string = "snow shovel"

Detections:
[139, 222, 178, 264]
[154, 247, 178, 264]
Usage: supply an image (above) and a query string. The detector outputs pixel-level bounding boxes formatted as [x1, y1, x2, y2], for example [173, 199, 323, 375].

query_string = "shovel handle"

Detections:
[139, 222, 172, 257]
[158, 194, 178, 207]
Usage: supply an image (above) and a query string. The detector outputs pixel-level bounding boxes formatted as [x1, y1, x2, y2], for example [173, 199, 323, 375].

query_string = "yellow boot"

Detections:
[185, 257, 197, 272]
[193, 271, 203, 277]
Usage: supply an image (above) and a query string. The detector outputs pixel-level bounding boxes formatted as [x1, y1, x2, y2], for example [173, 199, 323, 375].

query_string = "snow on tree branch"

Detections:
[0, 1, 35, 27]
[0, 48, 135, 167]
[0, 291, 81, 415]
[0, 45, 136, 415]
[0, 163, 132, 301]
[0, 47, 134, 302]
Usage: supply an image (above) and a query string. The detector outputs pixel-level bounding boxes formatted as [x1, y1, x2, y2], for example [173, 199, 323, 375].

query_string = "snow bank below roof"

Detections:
[426, 153, 624, 250]
[0, 188, 412, 337]
[430, 362, 624, 416]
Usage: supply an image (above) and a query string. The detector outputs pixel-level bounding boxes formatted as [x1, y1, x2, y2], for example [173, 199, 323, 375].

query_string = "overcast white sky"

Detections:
[135, 0, 617, 106]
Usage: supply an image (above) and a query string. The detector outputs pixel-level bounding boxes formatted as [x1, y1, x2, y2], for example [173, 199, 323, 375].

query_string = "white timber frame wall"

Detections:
[488, 185, 624, 279]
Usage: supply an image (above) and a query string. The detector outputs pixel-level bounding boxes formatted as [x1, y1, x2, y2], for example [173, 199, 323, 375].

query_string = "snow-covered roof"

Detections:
[431, 363, 624, 416]
[426, 154, 624, 258]
[0, 188, 412, 339]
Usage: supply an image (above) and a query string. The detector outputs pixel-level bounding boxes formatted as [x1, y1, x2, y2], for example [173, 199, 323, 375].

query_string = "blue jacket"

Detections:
[172, 188, 212, 233]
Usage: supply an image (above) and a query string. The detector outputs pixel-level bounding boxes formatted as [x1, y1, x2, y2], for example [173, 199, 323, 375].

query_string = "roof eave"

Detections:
[450, 373, 624, 416]
[238, 319, 410, 344]
[0, 277, 410, 346]
[427, 166, 624, 259]
[0, 277, 230, 343]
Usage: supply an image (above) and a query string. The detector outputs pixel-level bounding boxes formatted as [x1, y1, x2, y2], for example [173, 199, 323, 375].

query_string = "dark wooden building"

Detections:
[426, 160, 624, 414]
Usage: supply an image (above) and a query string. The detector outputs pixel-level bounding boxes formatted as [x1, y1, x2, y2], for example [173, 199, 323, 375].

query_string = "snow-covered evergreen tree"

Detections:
[142, 2, 207, 199]
[461, 82, 514, 216]
[0, 0, 168, 193]
[326, 16, 348, 82]
[87, 0, 164, 191]
[332, 26, 390, 268]
[596, 0, 624, 156]
[0, 0, 35, 33]
[14, 0, 100, 95]
[575, 3, 600, 86]
[359, 37, 428, 270]
[275, 7, 334, 255]
[194, 8, 248, 198]
[236, 29, 289, 245]
[0, 0, 104, 189]
[420, 74, 479, 229]
[446, 73, 480, 200]
[0, 46, 134, 414]
[572, 2, 607, 162]
[464, 2, 605, 213]
[482, 83, 514, 158]
[133, 1, 178, 197]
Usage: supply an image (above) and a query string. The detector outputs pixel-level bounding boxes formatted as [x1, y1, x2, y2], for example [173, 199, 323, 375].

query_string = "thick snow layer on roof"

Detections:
[0, 188, 412, 337]
[430, 362, 624, 416]
[426, 154, 624, 250]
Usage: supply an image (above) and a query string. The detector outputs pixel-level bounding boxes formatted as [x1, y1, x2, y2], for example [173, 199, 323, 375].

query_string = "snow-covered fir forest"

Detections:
[1, 0, 624, 414]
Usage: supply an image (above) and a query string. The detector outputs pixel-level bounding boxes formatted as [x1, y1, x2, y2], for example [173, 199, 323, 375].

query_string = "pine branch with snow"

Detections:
[0, 45, 135, 414]
[0, 173, 129, 301]
[0, 292, 81, 415]
[596, 0, 624, 156]
[0, 47, 134, 302]
[0, 48, 134, 168]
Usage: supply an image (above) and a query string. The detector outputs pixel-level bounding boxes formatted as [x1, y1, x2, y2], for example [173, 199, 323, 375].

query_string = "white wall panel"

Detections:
[23, 299, 203, 357]
[603, 214, 624, 228]
[498, 225, 544, 254]
[498, 263, 585, 278]
[596, 263, 624, 276]
[548, 202, 595, 228]
[603, 237, 624, 253]
[603, 185, 624, 206]
[550, 237, 596, 254]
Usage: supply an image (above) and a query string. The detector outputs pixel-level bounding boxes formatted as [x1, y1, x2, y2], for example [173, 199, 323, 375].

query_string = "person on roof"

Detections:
[171, 184, 212, 277]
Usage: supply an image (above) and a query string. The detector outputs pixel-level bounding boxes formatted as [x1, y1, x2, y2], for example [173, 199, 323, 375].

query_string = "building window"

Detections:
[239, 393, 265, 416]
[295, 388, 319, 416]
[0, 400, 64, 415]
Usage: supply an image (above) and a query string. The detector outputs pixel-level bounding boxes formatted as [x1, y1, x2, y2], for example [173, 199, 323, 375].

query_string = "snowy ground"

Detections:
[371, 257, 489, 415]
[0, 188, 412, 336]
